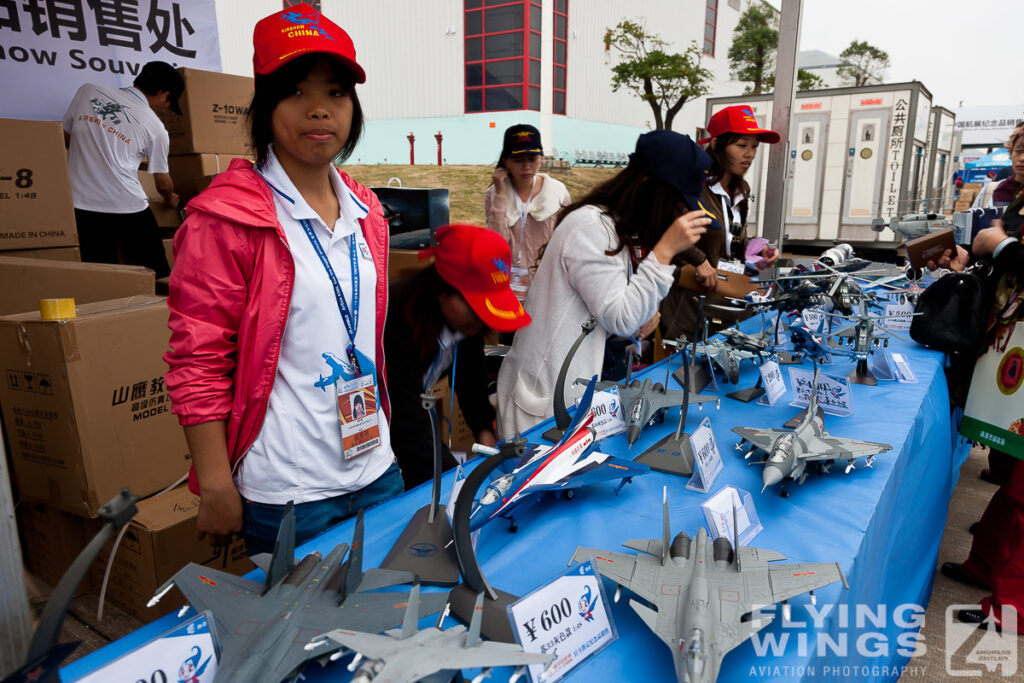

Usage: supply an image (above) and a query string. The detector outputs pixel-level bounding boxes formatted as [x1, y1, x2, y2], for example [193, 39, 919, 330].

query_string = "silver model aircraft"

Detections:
[308, 586, 552, 683]
[732, 370, 893, 495]
[148, 505, 446, 683]
[575, 376, 718, 447]
[569, 489, 848, 683]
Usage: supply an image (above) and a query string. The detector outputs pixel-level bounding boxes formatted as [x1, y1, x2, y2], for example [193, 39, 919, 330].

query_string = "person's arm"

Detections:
[183, 420, 241, 543]
[484, 182, 513, 243]
[452, 335, 496, 442]
[153, 172, 180, 208]
[564, 209, 705, 338]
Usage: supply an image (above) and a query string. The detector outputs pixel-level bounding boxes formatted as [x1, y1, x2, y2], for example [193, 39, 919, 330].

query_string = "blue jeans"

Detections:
[242, 462, 404, 555]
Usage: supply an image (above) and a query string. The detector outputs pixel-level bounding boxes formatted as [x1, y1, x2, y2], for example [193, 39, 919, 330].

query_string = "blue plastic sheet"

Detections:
[62, 334, 970, 683]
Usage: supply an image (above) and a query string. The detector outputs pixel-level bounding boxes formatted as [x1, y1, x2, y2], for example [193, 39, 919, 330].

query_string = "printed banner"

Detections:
[0, 0, 221, 121]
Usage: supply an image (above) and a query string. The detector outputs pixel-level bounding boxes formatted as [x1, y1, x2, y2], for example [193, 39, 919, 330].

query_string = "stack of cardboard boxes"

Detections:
[955, 182, 982, 211]
[2, 77, 258, 620]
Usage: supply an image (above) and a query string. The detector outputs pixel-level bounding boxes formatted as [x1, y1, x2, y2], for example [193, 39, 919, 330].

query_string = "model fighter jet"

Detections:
[469, 377, 649, 531]
[573, 375, 718, 447]
[732, 369, 893, 496]
[148, 506, 446, 683]
[569, 488, 848, 683]
[307, 586, 552, 683]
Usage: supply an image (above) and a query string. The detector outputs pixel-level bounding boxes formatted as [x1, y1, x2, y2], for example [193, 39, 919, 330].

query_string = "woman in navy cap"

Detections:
[496, 130, 709, 438]
[661, 105, 781, 340]
[485, 124, 571, 300]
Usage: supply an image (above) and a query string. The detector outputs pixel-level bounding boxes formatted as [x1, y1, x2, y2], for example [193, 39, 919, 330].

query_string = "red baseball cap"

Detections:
[420, 224, 531, 332]
[699, 105, 781, 145]
[252, 3, 366, 83]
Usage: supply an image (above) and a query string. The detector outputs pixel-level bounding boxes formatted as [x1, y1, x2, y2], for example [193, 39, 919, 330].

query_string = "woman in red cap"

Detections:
[165, 4, 402, 553]
[385, 224, 531, 489]
[661, 105, 781, 340]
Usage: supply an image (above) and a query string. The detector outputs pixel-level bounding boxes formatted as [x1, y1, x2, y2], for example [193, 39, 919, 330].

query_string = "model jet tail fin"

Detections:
[466, 591, 484, 648]
[398, 581, 421, 640]
[264, 501, 296, 593]
[807, 366, 821, 418]
[557, 375, 597, 448]
[662, 487, 671, 567]
[344, 509, 366, 598]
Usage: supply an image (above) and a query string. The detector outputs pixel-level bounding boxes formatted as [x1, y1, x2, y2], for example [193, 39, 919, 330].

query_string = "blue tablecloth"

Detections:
[62, 335, 971, 683]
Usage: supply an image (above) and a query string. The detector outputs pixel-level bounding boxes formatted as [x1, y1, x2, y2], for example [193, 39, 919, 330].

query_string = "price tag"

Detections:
[686, 417, 724, 493]
[508, 560, 617, 683]
[756, 360, 787, 406]
[717, 259, 745, 274]
[76, 611, 218, 683]
[575, 388, 624, 440]
[702, 485, 763, 545]
[802, 307, 826, 333]
[891, 352, 917, 383]
[447, 464, 480, 552]
[788, 368, 854, 417]
[884, 303, 915, 331]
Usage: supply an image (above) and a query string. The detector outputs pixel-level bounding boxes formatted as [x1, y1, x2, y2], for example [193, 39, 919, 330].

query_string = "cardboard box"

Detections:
[18, 501, 91, 593]
[163, 238, 174, 269]
[89, 485, 251, 620]
[431, 377, 476, 453]
[166, 153, 250, 199]
[4, 247, 81, 261]
[159, 68, 254, 156]
[0, 296, 190, 516]
[137, 172, 182, 228]
[0, 119, 77, 250]
[388, 248, 433, 281]
[0, 255, 154, 316]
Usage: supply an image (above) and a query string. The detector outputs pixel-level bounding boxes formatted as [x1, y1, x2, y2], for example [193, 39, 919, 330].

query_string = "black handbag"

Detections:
[910, 268, 988, 354]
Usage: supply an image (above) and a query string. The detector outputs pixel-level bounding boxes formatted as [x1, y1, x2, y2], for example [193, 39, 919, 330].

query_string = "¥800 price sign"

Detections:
[507, 560, 617, 683]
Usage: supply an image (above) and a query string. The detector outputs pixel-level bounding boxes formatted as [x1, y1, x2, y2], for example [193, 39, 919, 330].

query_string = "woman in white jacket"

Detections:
[484, 124, 571, 299]
[496, 130, 716, 437]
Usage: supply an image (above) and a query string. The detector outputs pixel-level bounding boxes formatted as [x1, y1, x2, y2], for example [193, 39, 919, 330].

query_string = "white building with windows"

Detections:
[214, 0, 751, 164]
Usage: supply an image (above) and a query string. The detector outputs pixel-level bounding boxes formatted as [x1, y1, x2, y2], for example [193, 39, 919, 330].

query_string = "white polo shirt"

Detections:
[236, 147, 393, 504]
[62, 84, 169, 214]
[709, 181, 744, 260]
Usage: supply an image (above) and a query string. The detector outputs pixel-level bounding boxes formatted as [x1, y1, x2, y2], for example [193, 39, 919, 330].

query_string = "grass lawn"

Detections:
[341, 164, 620, 226]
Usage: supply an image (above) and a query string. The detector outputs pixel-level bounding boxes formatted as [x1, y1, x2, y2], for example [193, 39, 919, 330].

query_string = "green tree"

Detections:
[766, 69, 826, 92]
[728, 0, 778, 95]
[837, 40, 890, 87]
[605, 20, 712, 130]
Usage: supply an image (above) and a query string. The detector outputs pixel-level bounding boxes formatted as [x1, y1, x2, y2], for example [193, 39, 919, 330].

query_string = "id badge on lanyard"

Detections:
[300, 218, 381, 461]
[511, 178, 536, 300]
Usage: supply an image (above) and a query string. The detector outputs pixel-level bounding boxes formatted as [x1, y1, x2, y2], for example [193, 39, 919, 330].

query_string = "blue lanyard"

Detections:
[300, 219, 360, 345]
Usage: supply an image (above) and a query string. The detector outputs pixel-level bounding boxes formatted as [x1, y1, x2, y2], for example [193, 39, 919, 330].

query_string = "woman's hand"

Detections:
[758, 246, 779, 270]
[492, 167, 509, 191]
[636, 311, 661, 339]
[652, 210, 709, 265]
[973, 221, 1010, 257]
[928, 246, 969, 272]
[695, 259, 718, 291]
[196, 482, 243, 546]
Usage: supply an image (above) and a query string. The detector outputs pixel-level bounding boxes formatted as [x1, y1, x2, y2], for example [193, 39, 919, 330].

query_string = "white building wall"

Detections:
[216, 0, 279, 78]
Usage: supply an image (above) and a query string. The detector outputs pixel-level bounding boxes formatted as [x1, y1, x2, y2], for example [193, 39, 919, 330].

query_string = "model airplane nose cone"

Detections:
[626, 425, 642, 446]
[763, 465, 784, 488]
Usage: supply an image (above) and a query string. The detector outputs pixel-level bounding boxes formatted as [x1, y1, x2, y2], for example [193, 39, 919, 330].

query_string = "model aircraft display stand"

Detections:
[638, 348, 698, 477]
[64, 317, 972, 683]
[379, 393, 460, 586]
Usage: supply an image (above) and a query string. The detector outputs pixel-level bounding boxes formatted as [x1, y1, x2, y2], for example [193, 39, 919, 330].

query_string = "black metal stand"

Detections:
[848, 357, 878, 386]
[727, 353, 767, 403]
[380, 394, 460, 586]
[542, 318, 597, 443]
[638, 349, 695, 477]
[448, 440, 527, 643]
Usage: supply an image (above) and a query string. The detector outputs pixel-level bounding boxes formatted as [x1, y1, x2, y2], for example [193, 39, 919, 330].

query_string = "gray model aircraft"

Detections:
[569, 489, 848, 683]
[732, 370, 893, 495]
[308, 586, 552, 683]
[574, 376, 718, 447]
[147, 505, 447, 683]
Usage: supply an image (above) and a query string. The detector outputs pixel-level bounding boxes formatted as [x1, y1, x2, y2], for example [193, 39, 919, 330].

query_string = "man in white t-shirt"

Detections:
[62, 61, 183, 277]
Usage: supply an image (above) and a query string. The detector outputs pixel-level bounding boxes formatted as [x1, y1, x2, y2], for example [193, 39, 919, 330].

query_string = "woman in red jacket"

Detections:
[164, 4, 401, 554]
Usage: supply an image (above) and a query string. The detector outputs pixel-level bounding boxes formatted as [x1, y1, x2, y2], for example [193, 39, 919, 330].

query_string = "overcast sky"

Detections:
[778, 0, 1015, 109]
